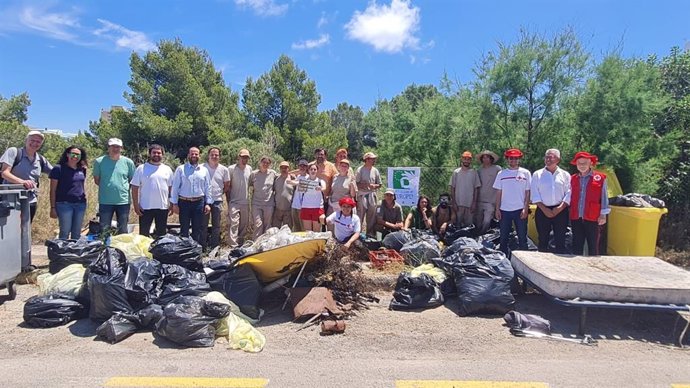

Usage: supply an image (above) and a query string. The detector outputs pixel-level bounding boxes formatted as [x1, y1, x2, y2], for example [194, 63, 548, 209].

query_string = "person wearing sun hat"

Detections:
[492, 148, 531, 257]
[375, 187, 404, 238]
[449, 150, 481, 227]
[288, 158, 309, 231]
[328, 158, 357, 215]
[356, 151, 382, 236]
[569, 151, 609, 256]
[475, 150, 501, 234]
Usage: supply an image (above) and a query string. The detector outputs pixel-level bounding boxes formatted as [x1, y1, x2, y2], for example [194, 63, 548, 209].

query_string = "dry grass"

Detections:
[32, 173, 180, 242]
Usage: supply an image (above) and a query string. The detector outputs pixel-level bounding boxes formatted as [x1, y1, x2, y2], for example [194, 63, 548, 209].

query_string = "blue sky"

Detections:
[1, 0, 688, 135]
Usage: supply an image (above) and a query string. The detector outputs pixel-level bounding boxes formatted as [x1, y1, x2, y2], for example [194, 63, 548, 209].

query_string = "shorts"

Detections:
[300, 207, 324, 222]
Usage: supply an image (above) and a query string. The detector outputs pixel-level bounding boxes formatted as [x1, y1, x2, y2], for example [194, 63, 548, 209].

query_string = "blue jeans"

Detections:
[56, 201, 87, 239]
[178, 199, 205, 243]
[499, 209, 528, 257]
[99, 204, 131, 235]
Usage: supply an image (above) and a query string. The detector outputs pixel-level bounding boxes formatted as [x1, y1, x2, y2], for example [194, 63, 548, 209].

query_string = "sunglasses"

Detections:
[69, 152, 82, 159]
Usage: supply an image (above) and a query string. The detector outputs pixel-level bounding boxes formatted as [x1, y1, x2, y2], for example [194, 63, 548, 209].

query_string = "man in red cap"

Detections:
[569, 151, 609, 256]
[493, 148, 531, 256]
[449, 151, 481, 227]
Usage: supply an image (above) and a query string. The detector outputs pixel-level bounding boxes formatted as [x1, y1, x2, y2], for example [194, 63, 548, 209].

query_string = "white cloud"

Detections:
[317, 13, 327, 28]
[13, 5, 81, 41]
[291, 34, 330, 50]
[94, 19, 155, 52]
[234, 0, 288, 17]
[344, 0, 420, 53]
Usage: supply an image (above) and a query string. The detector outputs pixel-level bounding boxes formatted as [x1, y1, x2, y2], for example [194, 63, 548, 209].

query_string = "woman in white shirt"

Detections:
[326, 197, 361, 250]
[298, 163, 326, 231]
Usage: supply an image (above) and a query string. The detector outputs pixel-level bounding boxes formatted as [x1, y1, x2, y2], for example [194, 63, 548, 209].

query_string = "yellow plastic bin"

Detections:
[527, 204, 539, 244]
[606, 205, 668, 256]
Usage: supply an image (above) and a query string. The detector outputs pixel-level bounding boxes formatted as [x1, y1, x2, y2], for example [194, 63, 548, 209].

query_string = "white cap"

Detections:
[107, 138, 123, 147]
[26, 130, 45, 139]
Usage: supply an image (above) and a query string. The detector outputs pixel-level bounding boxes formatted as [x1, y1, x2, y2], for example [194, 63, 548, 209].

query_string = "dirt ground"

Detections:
[1, 246, 689, 388]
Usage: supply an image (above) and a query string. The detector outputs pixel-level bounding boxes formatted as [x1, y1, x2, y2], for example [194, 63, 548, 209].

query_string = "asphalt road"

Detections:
[1, 246, 688, 388]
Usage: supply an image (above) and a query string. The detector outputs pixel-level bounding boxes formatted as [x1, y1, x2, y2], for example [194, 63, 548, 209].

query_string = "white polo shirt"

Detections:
[493, 167, 531, 212]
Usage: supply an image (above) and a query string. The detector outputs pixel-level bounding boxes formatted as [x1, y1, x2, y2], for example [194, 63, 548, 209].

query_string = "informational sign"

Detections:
[387, 167, 420, 206]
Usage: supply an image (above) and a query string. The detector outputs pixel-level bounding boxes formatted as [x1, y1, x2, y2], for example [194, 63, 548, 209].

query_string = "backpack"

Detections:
[2, 147, 49, 186]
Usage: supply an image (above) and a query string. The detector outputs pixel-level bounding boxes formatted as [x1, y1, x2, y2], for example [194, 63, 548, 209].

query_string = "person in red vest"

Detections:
[569, 151, 610, 256]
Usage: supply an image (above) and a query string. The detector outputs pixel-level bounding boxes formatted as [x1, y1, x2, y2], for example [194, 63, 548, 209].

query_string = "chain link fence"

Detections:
[374, 166, 457, 209]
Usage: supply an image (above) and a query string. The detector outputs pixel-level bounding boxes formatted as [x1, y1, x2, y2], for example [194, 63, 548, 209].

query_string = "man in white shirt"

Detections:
[227, 148, 252, 247]
[170, 147, 212, 243]
[201, 146, 230, 250]
[531, 148, 571, 253]
[131, 144, 174, 237]
[493, 148, 531, 257]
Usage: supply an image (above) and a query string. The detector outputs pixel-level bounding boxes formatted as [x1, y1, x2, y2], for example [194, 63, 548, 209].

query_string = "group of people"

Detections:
[1, 130, 609, 258]
[418, 148, 609, 257]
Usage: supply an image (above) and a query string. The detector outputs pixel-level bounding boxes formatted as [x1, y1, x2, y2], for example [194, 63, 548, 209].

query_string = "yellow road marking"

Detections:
[104, 377, 268, 388]
[671, 385, 690, 388]
[396, 381, 548, 388]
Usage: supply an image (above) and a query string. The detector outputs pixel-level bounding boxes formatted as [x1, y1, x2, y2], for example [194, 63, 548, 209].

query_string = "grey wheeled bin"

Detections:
[0, 184, 32, 300]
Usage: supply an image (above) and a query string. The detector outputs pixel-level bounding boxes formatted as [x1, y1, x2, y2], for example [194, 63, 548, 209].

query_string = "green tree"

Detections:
[92, 39, 242, 160]
[0, 93, 32, 152]
[474, 27, 589, 167]
[573, 54, 669, 193]
[241, 55, 321, 161]
[328, 103, 365, 161]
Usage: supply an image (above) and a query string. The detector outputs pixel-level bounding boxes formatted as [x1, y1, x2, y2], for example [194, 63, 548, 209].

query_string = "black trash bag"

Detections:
[443, 223, 477, 245]
[155, 295, 230, 348]
[149, 234, 203, 271]
[23, 294, 86, 328]
[96, 312, 140, 344]
[45, 239, 105, 274]
[389, 273, 444, 310]
[137, 304, 164, 329]
[503, 310, 551, 335]
[451, 247, 515, 316]
[124, 258, 164, 310]
[88, 247, 133, 321]
[361, 235, 383, 251]
[610, 193, 666, 208]
[443, 237, 483, 256]
[156, 264, 211, 306]
[399, 239, 441, 267]
[382, 230, 414, 251]
[477, 228, 501, 249]
[205, 264, 262, 320]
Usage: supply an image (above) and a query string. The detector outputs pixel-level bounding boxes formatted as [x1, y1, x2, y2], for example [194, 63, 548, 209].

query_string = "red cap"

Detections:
[504, 148, 523, 158]
[339, 197, 356, 208]
[570, 151, 598, 166]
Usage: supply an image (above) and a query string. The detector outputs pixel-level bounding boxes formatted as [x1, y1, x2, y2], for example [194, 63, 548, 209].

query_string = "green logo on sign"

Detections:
[392, 169, 418, 189]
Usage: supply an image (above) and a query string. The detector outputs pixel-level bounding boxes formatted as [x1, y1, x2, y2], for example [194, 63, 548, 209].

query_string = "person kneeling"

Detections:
[325, 197, 368, 260]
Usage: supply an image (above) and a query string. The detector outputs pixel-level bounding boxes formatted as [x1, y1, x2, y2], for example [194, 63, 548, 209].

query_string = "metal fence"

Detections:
[374, 166, 457, 209]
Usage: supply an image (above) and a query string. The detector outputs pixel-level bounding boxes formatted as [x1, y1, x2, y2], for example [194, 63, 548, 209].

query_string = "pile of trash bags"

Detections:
[609, 193, 666, 208]
[25, 234, 268, 352]
[385, 227, 527, 316]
